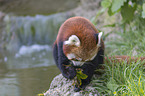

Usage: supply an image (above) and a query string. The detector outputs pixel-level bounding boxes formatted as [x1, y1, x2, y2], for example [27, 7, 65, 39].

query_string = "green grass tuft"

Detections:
[93, 57, 145, 96]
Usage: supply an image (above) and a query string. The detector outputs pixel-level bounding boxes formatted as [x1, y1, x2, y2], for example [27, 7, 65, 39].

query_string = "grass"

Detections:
[92, 18, 145, 96]
[93, 47, 145, 96]
[94, 58, 145, 96]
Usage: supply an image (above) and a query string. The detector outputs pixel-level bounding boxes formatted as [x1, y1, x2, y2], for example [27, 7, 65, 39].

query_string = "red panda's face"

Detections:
[63, 32, 103, 62]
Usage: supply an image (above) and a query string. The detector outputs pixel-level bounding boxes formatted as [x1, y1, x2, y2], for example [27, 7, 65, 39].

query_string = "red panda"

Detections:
[53, 17, 104, 92]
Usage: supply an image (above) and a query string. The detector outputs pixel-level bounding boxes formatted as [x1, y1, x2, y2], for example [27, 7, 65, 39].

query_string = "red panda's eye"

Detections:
[72, 40, 76, 42]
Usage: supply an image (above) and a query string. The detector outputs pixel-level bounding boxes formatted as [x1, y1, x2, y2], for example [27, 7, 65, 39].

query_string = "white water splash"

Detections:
[15, 44, 51, 57]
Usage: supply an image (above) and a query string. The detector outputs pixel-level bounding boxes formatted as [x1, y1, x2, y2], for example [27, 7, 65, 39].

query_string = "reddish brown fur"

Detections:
[105, 55, 145, 65]
[56, 17, 104, 61]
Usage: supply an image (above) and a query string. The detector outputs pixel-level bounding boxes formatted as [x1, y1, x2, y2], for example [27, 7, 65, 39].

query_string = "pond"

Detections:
[0, 8, 73, 96]
[0, 44, 60, 96]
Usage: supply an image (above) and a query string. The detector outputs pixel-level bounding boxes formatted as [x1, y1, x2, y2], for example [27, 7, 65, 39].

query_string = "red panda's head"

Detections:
[57, 17, 103, 62]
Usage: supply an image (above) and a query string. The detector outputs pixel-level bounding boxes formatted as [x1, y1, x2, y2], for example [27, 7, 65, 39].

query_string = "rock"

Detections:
[44, 74, 100, 96]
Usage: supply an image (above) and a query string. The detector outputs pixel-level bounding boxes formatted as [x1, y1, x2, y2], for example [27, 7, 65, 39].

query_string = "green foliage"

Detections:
[111, 0, 127, 12]
[75, 69, 88, 86]
[142, 3, 145, 18]
[106, 78, 119, 92]
[121, 2, 136, 23]
[99, 0, 145, 56]
[101, 0, 145, 24]
[106, 23, 145, 56]
[101, 0, 111, 9]
[93, 56, 145, 95]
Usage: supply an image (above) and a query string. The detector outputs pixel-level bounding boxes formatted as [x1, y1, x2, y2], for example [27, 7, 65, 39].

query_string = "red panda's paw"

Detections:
[63, 66, 76, 79]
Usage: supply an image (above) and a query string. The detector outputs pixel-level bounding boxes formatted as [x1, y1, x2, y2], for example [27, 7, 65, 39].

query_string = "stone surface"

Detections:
[44, 74, 100, 96]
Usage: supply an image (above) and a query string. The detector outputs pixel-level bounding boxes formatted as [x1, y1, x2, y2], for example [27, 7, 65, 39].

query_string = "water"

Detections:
[0, 11, 73, 96]
[0, 44, 60, 96]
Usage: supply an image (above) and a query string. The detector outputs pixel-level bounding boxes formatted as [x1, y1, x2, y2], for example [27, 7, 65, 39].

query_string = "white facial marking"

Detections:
[85, 59, 89, 61]
[97, 32, 103, 47]
[78, 58, 82, 61]
[64, 35, 80, 47]
[67, 53, 76, 60]
[72, 61, 85, 66]
[90, 53, 97, 60]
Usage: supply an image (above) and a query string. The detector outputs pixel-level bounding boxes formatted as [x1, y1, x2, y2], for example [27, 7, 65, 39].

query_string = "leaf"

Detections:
[75, 70, 88, 86]
[76, 70, 88, 79]
[77, 77, 82, 85]
[101, 0, 111, 8]
[121, 2, 136, 23]
[113, 91, 117, 95]
[108, 6, 116, 16]
[103, 24, 116, 27]
[79, 73, 88, 79]
[107, 78, 119, 91]
[142, 3, 145, 18]
[111, 0, 127, 12]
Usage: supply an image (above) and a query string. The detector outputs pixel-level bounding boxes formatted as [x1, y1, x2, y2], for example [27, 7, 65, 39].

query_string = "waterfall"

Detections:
[3, 12, 73, 52]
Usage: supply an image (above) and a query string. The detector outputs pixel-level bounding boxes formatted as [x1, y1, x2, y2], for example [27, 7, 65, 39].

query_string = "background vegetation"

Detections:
[92, 0, 145, 95]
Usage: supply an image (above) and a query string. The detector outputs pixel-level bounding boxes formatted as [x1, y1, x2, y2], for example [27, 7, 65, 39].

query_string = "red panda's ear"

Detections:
[96, 32, 103, 47]
[64, 35, 81, 47]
